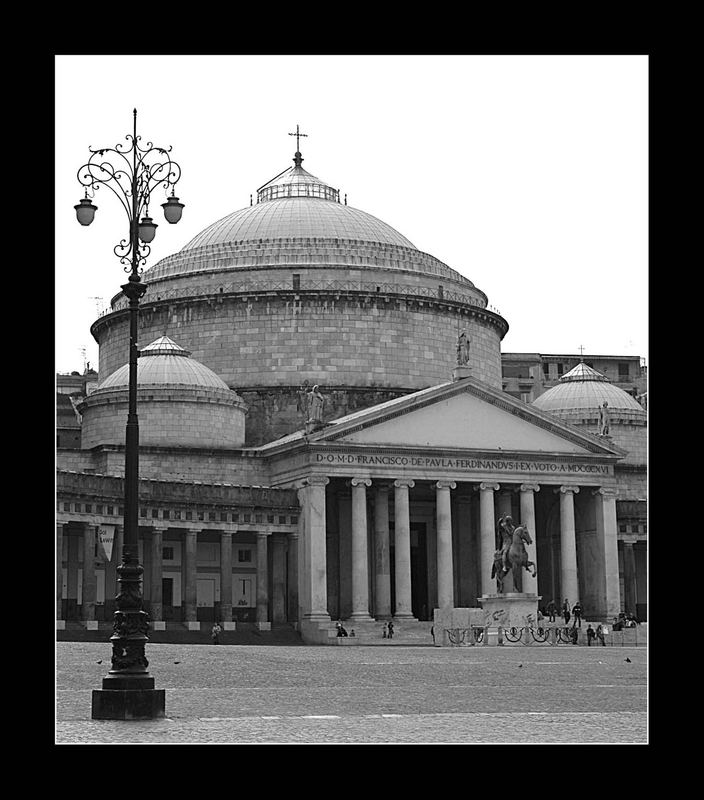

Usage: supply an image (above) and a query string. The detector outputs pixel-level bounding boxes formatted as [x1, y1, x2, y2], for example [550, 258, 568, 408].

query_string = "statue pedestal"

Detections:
[452, 365, 472, 382]
[478, 593, 542, 629]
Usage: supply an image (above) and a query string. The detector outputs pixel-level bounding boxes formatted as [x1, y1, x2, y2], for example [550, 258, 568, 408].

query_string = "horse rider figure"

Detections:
[497, 514, 515, 574]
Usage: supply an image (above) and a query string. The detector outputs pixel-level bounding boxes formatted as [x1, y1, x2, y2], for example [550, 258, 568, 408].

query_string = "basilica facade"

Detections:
[56, 144, 647, 641]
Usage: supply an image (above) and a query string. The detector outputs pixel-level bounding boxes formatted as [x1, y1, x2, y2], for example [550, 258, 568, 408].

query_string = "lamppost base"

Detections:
[92, 672, 165, 719]
[92, 685, 165, 720]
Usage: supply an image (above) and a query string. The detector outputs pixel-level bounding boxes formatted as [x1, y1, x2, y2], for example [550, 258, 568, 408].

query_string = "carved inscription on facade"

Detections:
[314, 452, 611, 475]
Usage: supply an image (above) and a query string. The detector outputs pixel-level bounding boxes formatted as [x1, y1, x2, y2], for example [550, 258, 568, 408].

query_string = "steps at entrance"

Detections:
[56, 621, 304, 646]
[328, 619, 435, 646]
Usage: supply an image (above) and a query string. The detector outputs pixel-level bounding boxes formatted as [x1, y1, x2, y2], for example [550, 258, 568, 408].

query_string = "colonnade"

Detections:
[56, 523, 299, 628]
[57, 479, 622, 626]
[297, 476, 622, 624]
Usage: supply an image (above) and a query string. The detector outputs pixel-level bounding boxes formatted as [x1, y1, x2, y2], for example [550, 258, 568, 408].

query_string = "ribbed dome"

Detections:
[532, 363, 644, 414]
[180, 197, 416, 252]
[95, 336, 230, 392]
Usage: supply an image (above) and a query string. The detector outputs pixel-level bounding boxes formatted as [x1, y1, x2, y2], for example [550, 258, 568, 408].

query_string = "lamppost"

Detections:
[75, 109, 184, 720]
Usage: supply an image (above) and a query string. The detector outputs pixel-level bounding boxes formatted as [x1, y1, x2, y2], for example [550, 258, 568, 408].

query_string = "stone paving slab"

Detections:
[56, 642, 647, 744]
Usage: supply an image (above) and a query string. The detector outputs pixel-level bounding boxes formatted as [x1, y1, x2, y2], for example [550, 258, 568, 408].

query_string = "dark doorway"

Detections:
[411, 522, 428, 620]
[162, 577, 174, 621]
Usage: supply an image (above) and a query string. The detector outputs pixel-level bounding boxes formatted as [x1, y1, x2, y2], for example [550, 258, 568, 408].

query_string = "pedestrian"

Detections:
[570, 626, 579, 645]
[336, 621, 348, 637]
[586, 624, 595, 646]
[596, 623, 606, 646]
[350, 629, 356, 638]
[572, 601, 583, 628]
[382, 622, 388, 639]
[211, 621, 222, 645]
[387, 620, 394, 640]
[562, 599, 571, 626]
[546, 599, 556, 622]
[431, 623, 435, 644]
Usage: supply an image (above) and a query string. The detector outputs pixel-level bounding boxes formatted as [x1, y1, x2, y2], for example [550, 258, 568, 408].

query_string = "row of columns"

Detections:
[57, 523, 298, 626]
[298, 476, 621, 623]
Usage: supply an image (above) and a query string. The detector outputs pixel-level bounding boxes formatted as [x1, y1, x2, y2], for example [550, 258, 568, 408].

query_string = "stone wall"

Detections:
[80, 388, 246, 450]
[95, 294, 505, 391]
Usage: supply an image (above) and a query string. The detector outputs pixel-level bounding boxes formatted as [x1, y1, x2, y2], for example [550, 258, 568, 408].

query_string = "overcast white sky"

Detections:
[55, 54, 648, 376]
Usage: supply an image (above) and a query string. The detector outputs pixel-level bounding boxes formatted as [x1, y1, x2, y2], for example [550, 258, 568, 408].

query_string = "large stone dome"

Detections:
[92, 145, 509, 445]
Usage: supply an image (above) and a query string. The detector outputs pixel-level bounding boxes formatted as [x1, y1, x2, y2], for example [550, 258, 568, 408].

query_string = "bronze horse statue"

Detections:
[491, 524, 537, 593]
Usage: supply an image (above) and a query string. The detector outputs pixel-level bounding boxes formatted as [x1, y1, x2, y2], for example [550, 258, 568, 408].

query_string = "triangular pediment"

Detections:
[311, 379, 622, 457]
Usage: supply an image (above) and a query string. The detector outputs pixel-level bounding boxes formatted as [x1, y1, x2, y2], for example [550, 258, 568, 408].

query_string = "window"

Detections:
[619, 525, 628, 533]
[267, 515, 275, 524]
[152, 508, 159, 519]
[140, 508, 147, 517]
[174, 510, 181, 520]
[85, 504, 92, 513]
[163, 546, 174, 561]
[209, 511, 216, 521]
[255, 515, 263, 524]
[163, 510, 170, 520]
[221, 512, 228, 522]
[279, 516, 287, 525]
[186, 511, 192, 521]
[618, 362, 630, 379]
[243, 514, 251, 523]
[64, 503, 71, 512]
[107, 505, 114, 515]
[291, 516, 298, 525]
[197, 511, 204, 521]
[557, 363, 564, 375]
[238, 549, 252, 563]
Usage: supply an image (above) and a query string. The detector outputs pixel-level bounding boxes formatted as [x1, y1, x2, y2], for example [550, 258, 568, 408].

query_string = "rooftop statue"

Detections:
[307, 385, 325, 424]
[598, 401, 611, 436]
[456, 329, 470, 366]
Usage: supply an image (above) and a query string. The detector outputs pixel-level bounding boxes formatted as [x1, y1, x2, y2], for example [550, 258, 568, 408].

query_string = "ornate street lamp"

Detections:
[75, 109, 184, 720]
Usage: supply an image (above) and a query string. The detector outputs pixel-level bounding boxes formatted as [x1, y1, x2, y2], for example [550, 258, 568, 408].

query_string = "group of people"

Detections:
[381, 621, 394, 639]
[586, 623, 606, 646]
[612, 611, 638, 630]
[544, 598, 583, 627]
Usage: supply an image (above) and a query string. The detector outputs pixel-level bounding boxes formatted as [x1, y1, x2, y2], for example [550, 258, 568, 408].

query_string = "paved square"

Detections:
[56, 642, 647, 744]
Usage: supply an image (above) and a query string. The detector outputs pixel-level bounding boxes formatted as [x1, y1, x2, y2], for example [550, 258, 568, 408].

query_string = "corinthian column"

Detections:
[374, 484, 392, 619]
[435, 480, 457, 608]
[220, 532, 233, 624]
[556, 486, 580, 607]
[519, 484, 540, 595]
[477, 483, 500, 595]
[593, 487, 620, 619]
[298, 476, 331, 623]
[350, 478, 373, 621]
[393, 479, 415, 620]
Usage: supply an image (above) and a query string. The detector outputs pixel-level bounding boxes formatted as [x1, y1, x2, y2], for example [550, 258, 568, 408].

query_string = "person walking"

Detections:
[382, 622, 388, 639]
[387, 620, 394, 640]
[211, 621, 222, 645]
[546, 599, 556, 622]
[586, 624, 595, 646]
[595, 623, 606, 646]
[572, 601, 583, 628]
[562, 599, 571, 626]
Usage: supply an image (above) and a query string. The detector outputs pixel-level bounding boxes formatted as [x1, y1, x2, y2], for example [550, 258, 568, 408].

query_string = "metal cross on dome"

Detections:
[289, 124, 308, 152]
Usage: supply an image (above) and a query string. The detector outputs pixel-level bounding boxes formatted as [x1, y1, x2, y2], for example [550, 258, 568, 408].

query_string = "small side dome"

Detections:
[98, 335, 231, 392]
[78, 336, 246, 449]
[532, 362, 644, 414]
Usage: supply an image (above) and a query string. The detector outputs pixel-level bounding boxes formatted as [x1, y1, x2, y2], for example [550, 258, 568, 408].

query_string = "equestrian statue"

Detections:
[490, 514, 537, 593]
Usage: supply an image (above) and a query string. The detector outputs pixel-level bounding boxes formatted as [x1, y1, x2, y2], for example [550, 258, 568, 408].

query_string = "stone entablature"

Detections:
[57, 470, 299, 531]
[265, 444, 621, 488]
